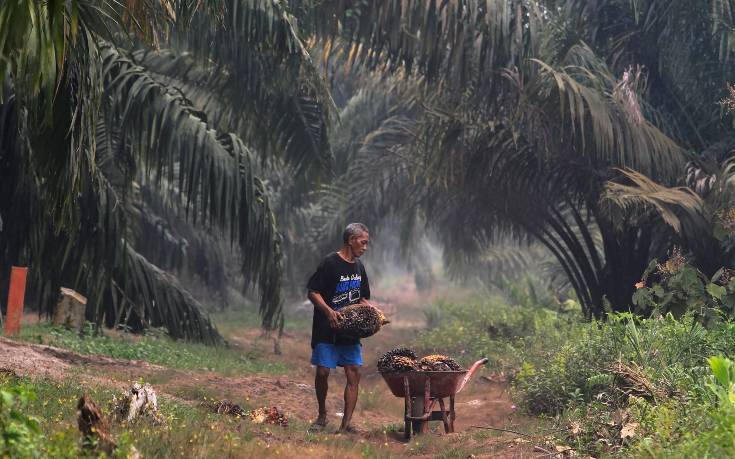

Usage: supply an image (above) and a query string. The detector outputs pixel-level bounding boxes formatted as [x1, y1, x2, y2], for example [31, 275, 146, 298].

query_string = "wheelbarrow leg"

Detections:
[403, 377, 412, 440]
[438, 398, 450, 433]
[421, 378, 431, 434]
[449, 395, 456, 433]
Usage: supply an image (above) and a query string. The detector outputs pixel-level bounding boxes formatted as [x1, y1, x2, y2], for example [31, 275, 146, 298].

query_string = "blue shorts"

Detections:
[311, 343, 362, 369]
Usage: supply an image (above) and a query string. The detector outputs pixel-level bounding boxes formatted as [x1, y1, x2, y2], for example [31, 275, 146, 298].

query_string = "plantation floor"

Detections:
[3, 289, 547, 457]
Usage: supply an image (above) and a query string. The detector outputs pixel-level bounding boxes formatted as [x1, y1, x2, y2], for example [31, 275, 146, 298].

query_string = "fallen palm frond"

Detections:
[119, 245, 225, 345]
[609, 360, 667, 402]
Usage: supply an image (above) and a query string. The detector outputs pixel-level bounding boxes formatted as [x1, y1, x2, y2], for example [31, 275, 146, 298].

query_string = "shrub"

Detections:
[0, 384, 42, 458]
[414, 297, 581, 371]
[632, 252, 735, 320]
[512, 313, 735, 456]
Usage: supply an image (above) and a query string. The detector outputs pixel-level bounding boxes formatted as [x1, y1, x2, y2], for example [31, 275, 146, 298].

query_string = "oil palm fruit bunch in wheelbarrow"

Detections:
[337, 304, 390, 338]
[378, 347, 419, 373]
[378, 347, 464, 373]
[417, 354, 463, 371]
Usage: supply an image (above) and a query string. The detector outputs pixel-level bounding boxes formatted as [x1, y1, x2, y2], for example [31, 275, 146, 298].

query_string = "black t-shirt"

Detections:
[306, 252, 371, 348]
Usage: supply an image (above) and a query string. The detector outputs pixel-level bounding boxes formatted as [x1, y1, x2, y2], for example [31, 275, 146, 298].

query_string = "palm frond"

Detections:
[130, 46, 333, 176]
[306, 0, 542, 91]
[603, 168, 711, 237]
[101, 44, 283, 328]
[521, 46, 685, 180]
[120, 244, 224, 344]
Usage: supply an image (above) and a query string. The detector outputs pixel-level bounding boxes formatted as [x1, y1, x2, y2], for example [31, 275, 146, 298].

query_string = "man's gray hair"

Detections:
[343, 222, 369, 243]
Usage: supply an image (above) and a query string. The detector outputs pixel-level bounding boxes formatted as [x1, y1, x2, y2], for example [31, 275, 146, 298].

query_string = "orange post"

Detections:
[4, 266, 28, 336]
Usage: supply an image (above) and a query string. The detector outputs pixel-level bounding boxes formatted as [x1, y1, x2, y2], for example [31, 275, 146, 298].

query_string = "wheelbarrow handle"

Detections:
[457, 357, 489, 394]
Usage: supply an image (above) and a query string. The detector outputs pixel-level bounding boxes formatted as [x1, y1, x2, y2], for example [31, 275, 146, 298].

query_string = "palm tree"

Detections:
[299, 0, 733, 318]
[0, 0, 333, 341]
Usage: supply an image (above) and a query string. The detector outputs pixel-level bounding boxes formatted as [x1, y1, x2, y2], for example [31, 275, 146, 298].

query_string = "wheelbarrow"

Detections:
[380, 357, 489, 439]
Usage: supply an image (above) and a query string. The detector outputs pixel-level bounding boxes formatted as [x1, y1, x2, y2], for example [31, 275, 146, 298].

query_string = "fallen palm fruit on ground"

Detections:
[208, 401, 288, 426]
[248, 406, 288, 426]
[377, 347, 464, 372]
[210, 399, 247, 417]
[337, 304, 390, 338]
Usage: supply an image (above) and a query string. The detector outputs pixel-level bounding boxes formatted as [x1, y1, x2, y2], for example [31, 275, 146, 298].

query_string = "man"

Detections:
[306, 222, 372, 434]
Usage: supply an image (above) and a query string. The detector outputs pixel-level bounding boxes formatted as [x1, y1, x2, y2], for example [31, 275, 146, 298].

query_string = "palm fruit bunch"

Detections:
[377, 346, 419, 373]
[337, 304, 390, 338]
[248, 407, 288, 427]
[210, 400, 247, 417]
[416, 354, 463, 371]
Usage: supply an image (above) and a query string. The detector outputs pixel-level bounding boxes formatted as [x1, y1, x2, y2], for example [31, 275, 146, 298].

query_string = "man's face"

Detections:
[349, 231, 369, 258]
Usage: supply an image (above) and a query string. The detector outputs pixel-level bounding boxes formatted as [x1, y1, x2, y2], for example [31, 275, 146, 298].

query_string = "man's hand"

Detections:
[308, 291, 344, 329]
[328, 309, 343, 329]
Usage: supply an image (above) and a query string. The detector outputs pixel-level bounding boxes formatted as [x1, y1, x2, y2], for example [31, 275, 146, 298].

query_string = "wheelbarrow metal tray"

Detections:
[381, 371, 466, 398]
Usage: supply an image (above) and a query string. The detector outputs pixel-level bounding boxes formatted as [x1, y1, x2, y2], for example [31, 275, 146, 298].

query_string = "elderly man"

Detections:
[306, 222, 371, 434]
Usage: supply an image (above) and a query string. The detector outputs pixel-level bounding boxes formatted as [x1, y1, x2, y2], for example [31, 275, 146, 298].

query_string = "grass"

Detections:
[17, 323, 287, 376]
[0, 372, 277, 458]
[210, 304, 314, 339]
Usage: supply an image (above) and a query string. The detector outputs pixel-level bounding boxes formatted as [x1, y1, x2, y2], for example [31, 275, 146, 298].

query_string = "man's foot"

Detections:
[308, 416, 329, 433]
[336, 424, 360, 435]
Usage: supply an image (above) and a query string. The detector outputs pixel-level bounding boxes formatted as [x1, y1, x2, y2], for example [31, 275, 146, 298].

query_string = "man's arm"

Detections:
[308, 290, 342, 329]
[358, 261, 372, 307]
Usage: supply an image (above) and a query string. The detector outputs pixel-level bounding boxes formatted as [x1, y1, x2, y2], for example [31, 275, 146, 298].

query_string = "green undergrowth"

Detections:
[0, 373, 302, 458]
[17, 323, 287, 375]
[413, 295, 735, 457]
[413, 297, 582, 371]
[516, 314, 735, 458]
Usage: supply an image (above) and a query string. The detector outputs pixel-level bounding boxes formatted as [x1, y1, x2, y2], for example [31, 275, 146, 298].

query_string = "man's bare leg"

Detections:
[314, 366, 330, 426]
[339, 365, 361, 431]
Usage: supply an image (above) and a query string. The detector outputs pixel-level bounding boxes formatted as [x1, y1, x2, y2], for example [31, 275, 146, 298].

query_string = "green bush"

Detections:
[512, 313, 735, 456]
[414, 296, 583, 371]
[632, 253, 735, 320]
[516, 313, 726, 415]
[0, 384, 42, 458]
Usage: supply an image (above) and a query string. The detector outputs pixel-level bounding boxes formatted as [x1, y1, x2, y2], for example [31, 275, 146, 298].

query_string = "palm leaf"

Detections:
[120, 244, 224, 344]
[131, 48, 333, 175]
[101, 44, 284, 329]
[603, 168, 711, 237]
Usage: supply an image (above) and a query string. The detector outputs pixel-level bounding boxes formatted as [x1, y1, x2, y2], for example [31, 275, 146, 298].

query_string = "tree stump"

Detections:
[77, 394, 116, 454]
[53, 288, 87, 331]
[112, 383, 162, 423]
